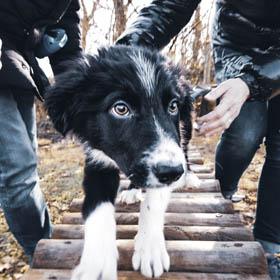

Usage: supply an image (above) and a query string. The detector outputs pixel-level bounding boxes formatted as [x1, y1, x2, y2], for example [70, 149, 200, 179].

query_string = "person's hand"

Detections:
[197, 78, 250, 136]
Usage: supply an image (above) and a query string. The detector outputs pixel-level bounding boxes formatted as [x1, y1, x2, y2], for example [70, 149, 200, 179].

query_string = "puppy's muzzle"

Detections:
[152, 163, 184, 185]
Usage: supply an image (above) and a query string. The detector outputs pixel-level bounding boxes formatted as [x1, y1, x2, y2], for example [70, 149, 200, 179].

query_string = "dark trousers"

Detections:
[216, 95, 280, 244]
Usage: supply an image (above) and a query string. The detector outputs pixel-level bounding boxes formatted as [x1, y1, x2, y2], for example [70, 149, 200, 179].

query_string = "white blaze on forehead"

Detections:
[151, 119, 186, 167]
[142, 118, 186, 188]
[130, 50, 156, 96]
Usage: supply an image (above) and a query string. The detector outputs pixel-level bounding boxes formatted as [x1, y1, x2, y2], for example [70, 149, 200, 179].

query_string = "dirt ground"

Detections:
[0, 132, 265, 280]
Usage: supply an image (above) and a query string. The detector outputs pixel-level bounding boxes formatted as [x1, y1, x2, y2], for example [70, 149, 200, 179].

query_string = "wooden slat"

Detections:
[170, 192, 223, 199]
[69, 196, 232, 214]
[120, 172, 215, 180]
[178, 179, 220, 192]
[32, 239, 267, 274]
[62, 212, 244, 227]
[118, 179, 220, 192]
[52, 224, 253, 241]
[22, 269, 270, 280]
[190, 165, 213, 173]
[187, 152, 201, 157]
[188, 157, 204, 165]
[69, 192, 225, 212]
[196, 173, 215, 179]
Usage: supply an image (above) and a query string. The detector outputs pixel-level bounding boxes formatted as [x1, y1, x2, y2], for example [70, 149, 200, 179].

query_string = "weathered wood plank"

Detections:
[188, 157, 204, 165]
[69, 195, 231, 214]
[187, 152, 202, 157]
[62, 212, 244, 227]
[170, 192, 223, 199]
[196, 173, 215, 179]
[32, 239, 267, 274]
[118, 179, 220, 192]
[22, 269, 270, 280]
[190, 165, 213, 173]
[120, 173, 215, 180]
[178, 179, 220, 192]
[52, 224, 253, 241]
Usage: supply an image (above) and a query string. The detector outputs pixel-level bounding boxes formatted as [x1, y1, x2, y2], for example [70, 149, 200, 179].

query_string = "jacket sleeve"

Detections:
[213, 46, 280, 100]
[116, 0, 200, 50]
[240, 54, 280, 100]
[0, 38, 2, 70]
[49, 0, 83, 76]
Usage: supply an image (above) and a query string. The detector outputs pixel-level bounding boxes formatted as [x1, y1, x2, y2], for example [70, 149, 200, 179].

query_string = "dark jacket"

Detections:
[0, 0, 82, 100]
[117, 0, 280, 100]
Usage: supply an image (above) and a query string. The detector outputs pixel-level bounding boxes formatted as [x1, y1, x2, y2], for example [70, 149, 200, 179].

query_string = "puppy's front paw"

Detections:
[186, 171, 201, 188]
[132, 232, 170, 278]
[71, 246, 118, 280]
[117, 189, 144, 205]
[71, 241, 118, 280]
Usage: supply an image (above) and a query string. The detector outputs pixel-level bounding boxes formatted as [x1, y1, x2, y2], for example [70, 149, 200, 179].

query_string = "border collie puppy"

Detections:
[45, 45, 193, 280]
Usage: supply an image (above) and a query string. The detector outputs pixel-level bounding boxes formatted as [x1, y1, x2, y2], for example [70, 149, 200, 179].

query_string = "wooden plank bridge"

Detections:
[23, 146, 269, 279]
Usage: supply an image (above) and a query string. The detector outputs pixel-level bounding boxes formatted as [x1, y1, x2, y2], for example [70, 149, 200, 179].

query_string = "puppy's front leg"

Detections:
[133, 187, 171, 278]
[72, 156, 119, 280]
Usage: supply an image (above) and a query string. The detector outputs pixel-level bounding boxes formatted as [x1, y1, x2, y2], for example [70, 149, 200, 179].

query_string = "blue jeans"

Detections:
[216, 95, 280, 244]
[0, 89, 51, 257]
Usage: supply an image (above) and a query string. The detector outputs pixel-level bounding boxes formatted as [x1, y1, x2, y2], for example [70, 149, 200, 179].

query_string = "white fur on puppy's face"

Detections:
[71, 202, 118, 280]
[141, 119, 186, 189]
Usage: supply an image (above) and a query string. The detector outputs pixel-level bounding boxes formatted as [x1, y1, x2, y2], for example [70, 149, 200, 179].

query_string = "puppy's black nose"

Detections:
[153, 164, 184, 185]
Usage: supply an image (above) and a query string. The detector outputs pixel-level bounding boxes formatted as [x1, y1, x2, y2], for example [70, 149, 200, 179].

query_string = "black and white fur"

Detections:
[45, 45, 194, 279]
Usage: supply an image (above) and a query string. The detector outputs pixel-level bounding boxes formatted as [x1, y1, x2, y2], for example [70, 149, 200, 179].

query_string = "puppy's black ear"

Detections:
[167, 63, 193, 138]
[178, 77, 193, 154]
[44, 57, 90, 136]
[176, 70, 193, 169]
[166, 62, 193, 157]
[180, 91, 193, 150]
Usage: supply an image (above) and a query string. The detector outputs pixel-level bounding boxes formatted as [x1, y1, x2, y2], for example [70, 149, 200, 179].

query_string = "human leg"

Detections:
[254, 95, 280, 248]
[215, 100, 267, 197]
[0, 90, 51, 257]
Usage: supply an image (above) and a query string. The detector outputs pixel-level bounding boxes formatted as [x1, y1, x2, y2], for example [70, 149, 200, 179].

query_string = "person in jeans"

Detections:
[117, 0, 280, 277]
[0, 0, 82, 260]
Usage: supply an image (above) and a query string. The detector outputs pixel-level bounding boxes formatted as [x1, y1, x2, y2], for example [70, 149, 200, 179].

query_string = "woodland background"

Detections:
[0, 1, 264, 279]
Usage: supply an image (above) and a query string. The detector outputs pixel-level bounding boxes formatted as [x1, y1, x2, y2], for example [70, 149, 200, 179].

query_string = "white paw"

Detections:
[117, 189, 144, 205]
[71, 202, 118, 280]
[132, 232, 170, 278]
[186, 172, 201, 188]
[71, 248, 118, 280]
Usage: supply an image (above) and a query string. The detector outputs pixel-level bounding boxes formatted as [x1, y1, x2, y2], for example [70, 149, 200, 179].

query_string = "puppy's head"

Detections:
[45, 45, 192, 189]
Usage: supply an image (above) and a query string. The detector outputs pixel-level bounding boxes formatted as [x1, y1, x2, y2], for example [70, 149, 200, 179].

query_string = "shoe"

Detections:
[222, 191, 245, 203]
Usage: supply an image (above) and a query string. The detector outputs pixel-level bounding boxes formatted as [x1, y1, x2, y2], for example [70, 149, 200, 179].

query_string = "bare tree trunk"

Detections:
[190, 6, 202, 83]
[112, 0, 132, 42]
[200, 1, 215, 116]
[80, 0, 100, 49]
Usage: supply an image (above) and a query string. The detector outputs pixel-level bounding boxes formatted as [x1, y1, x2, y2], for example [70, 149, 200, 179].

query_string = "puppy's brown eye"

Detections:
[111, 102, 130, 117]
[168, 99, 179, 115]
